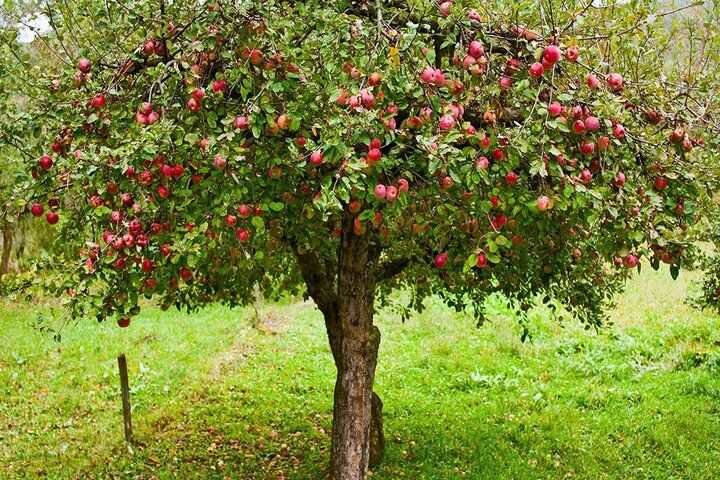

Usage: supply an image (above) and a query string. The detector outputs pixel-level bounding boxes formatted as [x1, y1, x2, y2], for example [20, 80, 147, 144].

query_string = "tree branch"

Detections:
[292, 244, 338, 318]
[376, 257, 412, 282]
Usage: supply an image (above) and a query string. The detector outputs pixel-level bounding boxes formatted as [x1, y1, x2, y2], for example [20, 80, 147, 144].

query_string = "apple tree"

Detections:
[11, 0, 718, 478]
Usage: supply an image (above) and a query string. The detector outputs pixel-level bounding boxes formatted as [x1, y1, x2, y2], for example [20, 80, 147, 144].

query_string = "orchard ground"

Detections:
[2, 266, 720, 480]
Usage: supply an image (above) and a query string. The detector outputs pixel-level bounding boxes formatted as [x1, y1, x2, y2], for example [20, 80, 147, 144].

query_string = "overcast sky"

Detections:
[14, 13, 51, 43]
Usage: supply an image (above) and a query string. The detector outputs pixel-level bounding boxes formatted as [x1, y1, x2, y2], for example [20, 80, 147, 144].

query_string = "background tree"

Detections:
[6, 0, 719, 478]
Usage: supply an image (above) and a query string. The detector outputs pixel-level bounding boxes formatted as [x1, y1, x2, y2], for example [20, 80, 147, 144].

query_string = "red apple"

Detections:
[38, 154, 53, 170]
[434, 252, 449, 268]
[30, 203, 44, 217]
[374, 184, 387, 200]
[179, 267, 193, 281]
[654, 176, 668, 191]
[238, 204, 252, 218]
[537, 195, 551, 211]
[529, 62, 544, 78]
[586, 73, 600, 89]
[90, 93, 106, 109]
[614, 172, 626, 187]
[309, 151, 324, 166]
[613, 124, 626, 139]
[211, 79, 227, 93]
[234, 115, 249, 130]
[77, 58, 92, 73]
[565, 46, 579, 62]
[468, 40, 484, 58]
[235, 228, 251, 242]
[607, 73, 624, 92]
[548, 102, 563, 117]
[117, 317, 131, 328]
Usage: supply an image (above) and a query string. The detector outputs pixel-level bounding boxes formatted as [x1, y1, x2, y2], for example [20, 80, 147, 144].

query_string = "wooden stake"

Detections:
[117, 353, 133, 443]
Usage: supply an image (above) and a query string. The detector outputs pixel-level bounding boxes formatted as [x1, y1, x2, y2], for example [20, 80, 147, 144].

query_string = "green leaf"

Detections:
[463, 254, 477, 273]
[670, 264, 680, 280]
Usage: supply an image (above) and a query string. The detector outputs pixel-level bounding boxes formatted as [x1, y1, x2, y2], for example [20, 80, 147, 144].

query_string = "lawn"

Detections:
[2, 266, 720, 479]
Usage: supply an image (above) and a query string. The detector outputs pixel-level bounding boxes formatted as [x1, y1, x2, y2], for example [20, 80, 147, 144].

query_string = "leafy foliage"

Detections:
[2, 0, 718, 325]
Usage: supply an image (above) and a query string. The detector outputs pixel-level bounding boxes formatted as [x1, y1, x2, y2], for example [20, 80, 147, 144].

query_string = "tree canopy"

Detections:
[2, 1, 719, 477]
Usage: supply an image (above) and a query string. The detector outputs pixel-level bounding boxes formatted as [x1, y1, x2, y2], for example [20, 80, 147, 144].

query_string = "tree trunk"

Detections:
[0, 226, 12, 280]
[293, 217, 385, 480]
[326, 217, 383, 480]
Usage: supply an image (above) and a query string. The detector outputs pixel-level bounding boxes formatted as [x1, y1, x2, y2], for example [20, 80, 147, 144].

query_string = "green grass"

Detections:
[2, 266, 720, 479]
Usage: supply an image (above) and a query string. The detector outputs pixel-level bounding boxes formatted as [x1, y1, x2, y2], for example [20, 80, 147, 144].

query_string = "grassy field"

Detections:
[2, 266, 720, 480]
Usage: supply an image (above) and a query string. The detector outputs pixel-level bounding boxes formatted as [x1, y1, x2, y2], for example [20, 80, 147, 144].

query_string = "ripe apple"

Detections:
[77, 58, 92, 73]
[529, 62, 544, 78]
[235, 228, 251, 242]
[505, 171, 519, 186]
[277, 113, 290, 129]
[543, 45, 562, 64]
[586, 73, 600, 89]
[438, 115, 455, 131]
[491, 214, 507, 230]
[179, 267, 193, 281]
[580, 141, 595, 155]
[573, 119, 586, 134]
[579, 168, 593, 184]
[368, 72, 383, 86]
[438, 1, 452, 17]
[584, 116, 600, 131]
[46, 211, 59, 224]
[211, 79, 227, 93]
[654, 176, 668, 191]
[349, 200, 362, 213]
[623, 254, 639, 268]
[607, 73, 624, 92]
[90, 93, 106, 109]
[476, 252, 488, 268]
[186, 97, 201, 112]
[374, 184, 387, 200]
[225, 214, 237, 227]
[475, 156, 490, 169]
[367, 148, 382, 163]
[141, 258, 154, 273]
[565, 46, 579, 62]
[434, 252, 449, 268]
[237, 204, 252, 218]
[213, 154, 227, 169]
[386, 186, 399, 202]
[31, 203, 44, 217]
[360, 89, 375, 108]
[38, 154, 53, 170]
[613, 124, 626, 139]
[597, 136, 610, 151]
[548, 102, 563, 117]
[468, 40, 484, 58]
[614, 172, 626, 187]
[117, 317, 131, 328]
[537, 195, 551, 211]
[309, 151, 324, 166]
[397, 178, 409, 193]
[234, 115, 249, 130]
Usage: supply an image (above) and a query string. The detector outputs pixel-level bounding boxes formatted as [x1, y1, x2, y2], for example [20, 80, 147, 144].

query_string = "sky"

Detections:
[14, 13, 51, 43]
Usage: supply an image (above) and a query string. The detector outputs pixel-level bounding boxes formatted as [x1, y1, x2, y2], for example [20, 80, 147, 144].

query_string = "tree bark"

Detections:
[0, 226, 12, 280]
[292, 216, 385, 480]
[328, 216, 380, 480]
